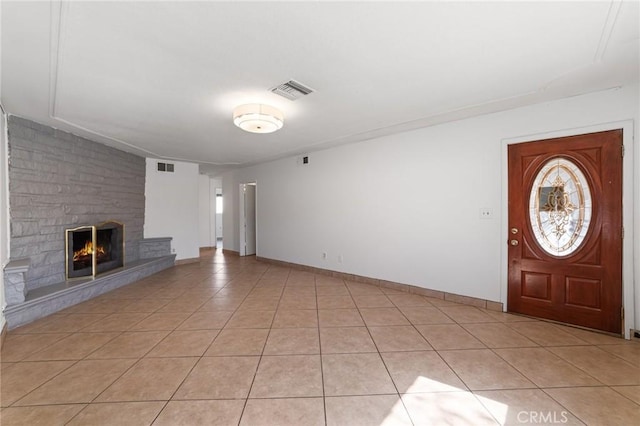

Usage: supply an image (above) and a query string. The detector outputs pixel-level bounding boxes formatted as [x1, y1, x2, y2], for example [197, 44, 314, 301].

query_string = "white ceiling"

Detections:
[1, 1, 638, 176]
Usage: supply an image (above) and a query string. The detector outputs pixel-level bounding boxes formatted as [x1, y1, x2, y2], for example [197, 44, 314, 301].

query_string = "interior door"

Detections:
[507, 130, 623, 334]
[244, 184, 256, 256]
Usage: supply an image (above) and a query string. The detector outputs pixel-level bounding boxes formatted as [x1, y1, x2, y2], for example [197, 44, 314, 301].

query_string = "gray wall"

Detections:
[7, 116, 146, 290]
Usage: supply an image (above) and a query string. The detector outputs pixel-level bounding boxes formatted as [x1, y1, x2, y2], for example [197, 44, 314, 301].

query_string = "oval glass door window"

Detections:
[528, 158, 592, 256]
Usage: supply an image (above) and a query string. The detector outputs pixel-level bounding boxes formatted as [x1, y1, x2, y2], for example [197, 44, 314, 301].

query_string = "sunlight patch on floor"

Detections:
[381, 376, 505, 425]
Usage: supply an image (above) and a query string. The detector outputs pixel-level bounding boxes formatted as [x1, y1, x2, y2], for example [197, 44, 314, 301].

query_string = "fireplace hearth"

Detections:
[66, 221, 124, 279]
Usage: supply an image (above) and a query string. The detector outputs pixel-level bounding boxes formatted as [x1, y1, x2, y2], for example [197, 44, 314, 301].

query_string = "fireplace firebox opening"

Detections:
[66, 221, 125, 279]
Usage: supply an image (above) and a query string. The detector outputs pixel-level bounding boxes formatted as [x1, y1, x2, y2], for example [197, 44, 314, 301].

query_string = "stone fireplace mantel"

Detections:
[3, 258, 30, 305]
[4, 254, 175, 329]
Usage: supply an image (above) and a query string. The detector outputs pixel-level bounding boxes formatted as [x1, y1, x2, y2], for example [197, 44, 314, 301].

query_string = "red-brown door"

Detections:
[508, 130, 623, 334]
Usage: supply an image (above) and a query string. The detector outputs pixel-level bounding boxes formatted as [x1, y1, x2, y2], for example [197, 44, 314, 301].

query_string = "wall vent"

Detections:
[157, 162, 174, 172]
[271, 80, 314, 101]
[296, 155, 310, 166]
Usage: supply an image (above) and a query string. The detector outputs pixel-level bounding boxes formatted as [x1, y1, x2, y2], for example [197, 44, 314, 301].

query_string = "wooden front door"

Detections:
[507, 130, 623, 334]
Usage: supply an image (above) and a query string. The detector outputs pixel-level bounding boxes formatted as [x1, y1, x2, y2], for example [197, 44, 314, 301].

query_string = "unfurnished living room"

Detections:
[0, 1, 639, 425]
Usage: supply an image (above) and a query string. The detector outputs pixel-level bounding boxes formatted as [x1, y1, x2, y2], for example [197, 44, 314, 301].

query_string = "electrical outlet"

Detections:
[479, 208, 494, 219]
[322, 252, 327, 260]
[338, 255, 343, 264]
[171, 248, 176, 253]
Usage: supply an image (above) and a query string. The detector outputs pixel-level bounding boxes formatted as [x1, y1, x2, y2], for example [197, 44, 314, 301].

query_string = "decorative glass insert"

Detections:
[529, 158, 592, 256]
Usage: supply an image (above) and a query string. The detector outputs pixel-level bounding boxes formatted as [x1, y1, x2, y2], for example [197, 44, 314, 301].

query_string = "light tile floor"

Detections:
[1, 249, 639, 425]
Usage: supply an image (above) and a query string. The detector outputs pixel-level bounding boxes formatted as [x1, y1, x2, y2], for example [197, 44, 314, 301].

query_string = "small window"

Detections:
[216, 194, 223, 214]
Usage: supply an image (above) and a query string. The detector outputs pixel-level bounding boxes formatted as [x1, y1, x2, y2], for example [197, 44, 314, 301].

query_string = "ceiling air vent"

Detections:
[271, 80, 314, 101]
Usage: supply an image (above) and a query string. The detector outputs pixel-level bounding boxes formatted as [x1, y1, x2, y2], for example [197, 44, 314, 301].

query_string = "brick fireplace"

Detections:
[6, 116, 145, 291]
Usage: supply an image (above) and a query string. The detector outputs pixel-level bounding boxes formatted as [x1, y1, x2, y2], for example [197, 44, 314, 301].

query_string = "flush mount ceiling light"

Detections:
[233, 104, 284, 134]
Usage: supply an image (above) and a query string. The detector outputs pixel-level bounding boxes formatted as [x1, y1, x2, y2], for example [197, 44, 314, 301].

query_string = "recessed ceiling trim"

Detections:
[48, 0, 65, 117]
[5, 0, 631, 176]
[45, 2, 164, 160]
[52, 116, 161, 156]
[594, 0, 622, 62]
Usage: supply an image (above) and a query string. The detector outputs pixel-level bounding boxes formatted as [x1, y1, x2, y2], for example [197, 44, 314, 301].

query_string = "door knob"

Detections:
[510, 240, 519, 246]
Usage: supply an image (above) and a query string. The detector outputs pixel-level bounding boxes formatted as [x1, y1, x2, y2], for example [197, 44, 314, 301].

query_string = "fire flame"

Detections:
[73, 240, 106, 261]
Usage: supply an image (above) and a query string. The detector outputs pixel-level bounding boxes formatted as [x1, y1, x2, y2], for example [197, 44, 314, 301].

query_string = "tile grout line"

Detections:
[236, 264, 288, 425]
[608, 385, 640, 407]
[147, 258, 246, 425]
[399, 302, 490, 421]
[538, 387, 589, 425]
[81, 284, 214, 419]
[315, 275, 328, 426]
[4, 307, 158, 409]
[345, 282, 417, 425]
[68, 257, 249, 424]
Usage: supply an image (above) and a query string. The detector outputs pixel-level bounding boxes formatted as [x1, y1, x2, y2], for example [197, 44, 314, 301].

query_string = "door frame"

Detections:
[238, 181, 257, 256]
[501, 120, 635, 338]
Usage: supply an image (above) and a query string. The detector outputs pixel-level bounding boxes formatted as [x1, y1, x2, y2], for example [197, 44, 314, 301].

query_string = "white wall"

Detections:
[145, 159, 200, 261]
[222, 173, 240, 252]
[222, 84, 639, 330]
[198, 174, 211, 248]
